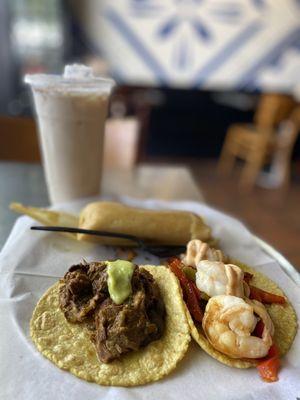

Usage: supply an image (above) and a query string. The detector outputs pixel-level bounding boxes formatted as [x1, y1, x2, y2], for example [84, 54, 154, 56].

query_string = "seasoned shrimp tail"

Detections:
[182, 239, 227, 267]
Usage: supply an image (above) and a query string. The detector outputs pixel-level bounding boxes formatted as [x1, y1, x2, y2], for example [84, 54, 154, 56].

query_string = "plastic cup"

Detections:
[25, 64, 115, 204]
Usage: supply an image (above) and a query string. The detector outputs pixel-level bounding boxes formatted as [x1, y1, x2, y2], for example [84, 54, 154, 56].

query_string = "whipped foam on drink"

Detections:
[25, 64, 115, 204]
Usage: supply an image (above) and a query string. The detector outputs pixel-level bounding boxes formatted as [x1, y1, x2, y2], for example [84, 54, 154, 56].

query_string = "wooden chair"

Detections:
[260, 106, 300, 190]
[218, 93, 296, 190]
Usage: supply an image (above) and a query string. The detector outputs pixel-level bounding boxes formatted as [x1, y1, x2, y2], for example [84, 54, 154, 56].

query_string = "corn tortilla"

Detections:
[30, 265, 191, 387]
[186, 260, 297, 369]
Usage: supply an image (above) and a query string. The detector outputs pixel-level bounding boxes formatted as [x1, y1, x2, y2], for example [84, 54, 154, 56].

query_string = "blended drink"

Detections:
[25, 65, 114, 204]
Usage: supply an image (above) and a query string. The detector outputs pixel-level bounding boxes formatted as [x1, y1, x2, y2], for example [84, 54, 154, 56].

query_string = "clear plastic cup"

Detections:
[25, 64, 115, 204]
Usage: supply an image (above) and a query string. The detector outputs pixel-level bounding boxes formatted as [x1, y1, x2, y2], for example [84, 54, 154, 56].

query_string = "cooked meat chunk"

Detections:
[94, 268, 165, 363]
[59, 262, 165, 363]
[86, 262, 108, 295]
[59, 262, 107, 323]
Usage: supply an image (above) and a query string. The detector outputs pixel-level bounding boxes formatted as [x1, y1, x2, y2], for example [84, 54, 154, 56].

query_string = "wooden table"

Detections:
[102, 164, 204, 201]
[0, 162, 204, 249]
[1, 161, 298, 283]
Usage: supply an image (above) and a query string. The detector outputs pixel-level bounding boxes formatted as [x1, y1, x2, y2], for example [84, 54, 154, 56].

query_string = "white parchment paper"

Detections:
[0, 197, 299, 400]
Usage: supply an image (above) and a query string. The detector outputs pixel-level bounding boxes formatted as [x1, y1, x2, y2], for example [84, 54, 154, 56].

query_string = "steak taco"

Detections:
[167, 240, 297, 382]
[30, 261, 191, 386]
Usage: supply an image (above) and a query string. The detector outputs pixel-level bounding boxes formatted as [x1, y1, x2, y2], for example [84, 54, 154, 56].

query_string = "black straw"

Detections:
[30, 226, 186, 257]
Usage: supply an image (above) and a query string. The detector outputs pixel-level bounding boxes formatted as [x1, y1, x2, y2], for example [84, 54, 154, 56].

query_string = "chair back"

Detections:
[254, 94, 296, 131]
[289, 105, 300, 129]
[266, 105, 300, 187]
[277, 106, 300, 149]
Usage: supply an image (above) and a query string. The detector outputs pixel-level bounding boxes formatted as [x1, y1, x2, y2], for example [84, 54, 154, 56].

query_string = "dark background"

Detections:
[1, 0, 299, 160]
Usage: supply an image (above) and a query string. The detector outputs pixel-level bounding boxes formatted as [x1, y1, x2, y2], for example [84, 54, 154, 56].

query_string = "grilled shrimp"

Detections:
[182, 239, 226, 268]
[202, 295, 274, 359]
[196, 260, 249, 298]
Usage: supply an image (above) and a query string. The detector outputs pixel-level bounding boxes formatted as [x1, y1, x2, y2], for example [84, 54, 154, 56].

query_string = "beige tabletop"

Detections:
[102, 164, 204, 202]
[0, 161, 204, 249]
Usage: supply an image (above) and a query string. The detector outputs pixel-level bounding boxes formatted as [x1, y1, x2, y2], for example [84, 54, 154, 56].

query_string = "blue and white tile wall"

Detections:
[82, 0, 300, 91]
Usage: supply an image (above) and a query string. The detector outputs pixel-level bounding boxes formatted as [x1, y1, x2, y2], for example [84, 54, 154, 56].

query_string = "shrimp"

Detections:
[196, 260, 248, 298]
[182, 239, 227, 268]
[202, 295, 274, 359]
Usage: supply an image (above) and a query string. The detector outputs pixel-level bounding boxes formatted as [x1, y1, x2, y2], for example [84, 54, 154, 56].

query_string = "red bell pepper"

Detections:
[168, 257, 203, 323]
[190, 281, 202, 302]
[267, 344, 280, 359]
[249, 286, 286, 304]
[252, 319, 264, 338]
[257, 357, 280, 382]
[168, 257, 189, 285]
[250, 319, 280, 382]
[257, 344, 280, 382]
[185, 281, 204, 323]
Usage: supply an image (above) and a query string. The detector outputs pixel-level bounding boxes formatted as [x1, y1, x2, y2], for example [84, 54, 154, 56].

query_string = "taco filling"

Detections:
[167, 239, 297, 382]
[59, 260, 165, 363]
[30, 263, 191, 387]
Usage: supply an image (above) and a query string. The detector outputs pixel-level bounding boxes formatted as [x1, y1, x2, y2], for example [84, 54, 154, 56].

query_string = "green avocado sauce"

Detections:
[107, 260, 135, 305]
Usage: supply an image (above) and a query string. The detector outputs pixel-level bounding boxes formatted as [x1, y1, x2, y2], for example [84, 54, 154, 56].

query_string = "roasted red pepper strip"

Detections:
[168, 257, 189, 285]
[185, 281, 204, 323]
[257, 344, 280, 382]
[168, 258, 203, 323]
[257, 358, 280, 382]
[266, 344, 280, 359]
[252, 319, 264, 338]
[249, 285, 286, 304]
[249, 320, 280, 382]
[190, 281, 202, 302]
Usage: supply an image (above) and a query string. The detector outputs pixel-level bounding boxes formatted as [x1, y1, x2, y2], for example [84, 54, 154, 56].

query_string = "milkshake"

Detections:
[25, 64, 115, 204]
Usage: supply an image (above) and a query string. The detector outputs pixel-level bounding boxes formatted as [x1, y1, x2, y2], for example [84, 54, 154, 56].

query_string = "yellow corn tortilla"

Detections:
[30, 265, 191, 387]
[185, 260, 297, 369]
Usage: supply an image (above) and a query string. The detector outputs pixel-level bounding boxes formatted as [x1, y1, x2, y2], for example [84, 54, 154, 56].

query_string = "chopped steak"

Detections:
[94, 268, 165, 363]
[86, 262, 108, 295]
[59, 262, 107, 323]
[59, 262, 165, 363]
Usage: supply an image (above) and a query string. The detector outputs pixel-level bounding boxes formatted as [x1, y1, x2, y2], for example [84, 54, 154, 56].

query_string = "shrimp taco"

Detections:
[30, 260, 191, 387]
[167, 240, 297, 382]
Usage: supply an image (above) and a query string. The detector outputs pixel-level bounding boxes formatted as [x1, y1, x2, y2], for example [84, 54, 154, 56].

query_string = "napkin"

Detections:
[0, 197, 299, 400]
